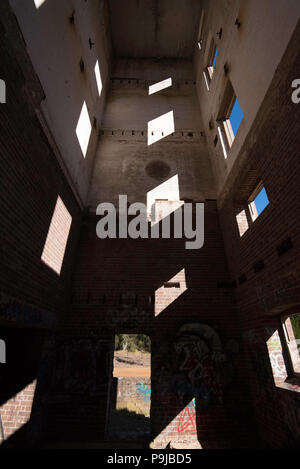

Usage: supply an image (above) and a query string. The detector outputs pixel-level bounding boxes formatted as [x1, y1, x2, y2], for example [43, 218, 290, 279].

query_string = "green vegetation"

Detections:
[290, 314, 300, 340]
[115, 334, 150, 353]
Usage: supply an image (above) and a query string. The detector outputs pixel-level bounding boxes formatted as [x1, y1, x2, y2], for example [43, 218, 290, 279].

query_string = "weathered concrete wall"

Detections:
[194, 0, 300, 193]
[88, 59, 216, 208]
[9, 0, 112, 205]
[108, 0, 201, 59]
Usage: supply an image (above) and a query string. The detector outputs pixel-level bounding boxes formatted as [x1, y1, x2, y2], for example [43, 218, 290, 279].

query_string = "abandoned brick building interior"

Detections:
[0, 0, 300, 449]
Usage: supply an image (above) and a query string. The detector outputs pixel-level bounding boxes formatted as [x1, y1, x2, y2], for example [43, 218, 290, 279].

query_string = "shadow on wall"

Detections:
[61, 209, 260, 448]
[0, 328, 45, 448]
[1, 211, 300, 449]
[108, 408, 150, 441]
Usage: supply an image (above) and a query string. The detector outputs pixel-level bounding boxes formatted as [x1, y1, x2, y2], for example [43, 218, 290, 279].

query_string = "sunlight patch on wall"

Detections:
[150, 200, 185, 227]
[155, 269, 187, 316]
[76, 101, 92, 157]
[34, 0, 46, 8]
[149, 78, 172, 95]
[0, 380, 36, 442]
[236, 209, 249, 237]
[148, 111, 175, 146]
[266, 329, 288, 385]
[41, 196, 72, 275]
[150, 399, 198, 448]
[94, 60, 103, 96]
[147, 174, 180, 218]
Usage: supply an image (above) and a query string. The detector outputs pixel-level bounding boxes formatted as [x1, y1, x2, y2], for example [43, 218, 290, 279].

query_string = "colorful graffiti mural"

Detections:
[136, 382, 151, 402]
[177, 399, 196, 435]
[172, 323, 231, 407]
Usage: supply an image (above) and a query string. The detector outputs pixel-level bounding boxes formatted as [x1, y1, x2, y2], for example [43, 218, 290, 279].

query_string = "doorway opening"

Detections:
[108, 334, 151, 441]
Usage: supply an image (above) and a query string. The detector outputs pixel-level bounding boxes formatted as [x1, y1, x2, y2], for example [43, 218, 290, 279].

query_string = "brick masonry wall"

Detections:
[0, 1, 82, 325]
[0, 381, 36, 442]
[108, 377, 151, 440]
[0, 328, 45, 447]
[50, 202, 258, 448]
[0, 1, 82, 446]
[218, 22, 300, 448]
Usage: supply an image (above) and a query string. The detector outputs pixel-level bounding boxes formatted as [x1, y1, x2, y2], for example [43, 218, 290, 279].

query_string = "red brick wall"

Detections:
[0, 381, 36, 441]
[55, 202, 257, 447]
[218, 22, 300, 448]
[0, 2, 82, 324]
[0, 1, 82, 446]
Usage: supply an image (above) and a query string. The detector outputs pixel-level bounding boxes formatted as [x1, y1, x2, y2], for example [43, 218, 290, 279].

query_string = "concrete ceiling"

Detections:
[108, 0, 202, 59]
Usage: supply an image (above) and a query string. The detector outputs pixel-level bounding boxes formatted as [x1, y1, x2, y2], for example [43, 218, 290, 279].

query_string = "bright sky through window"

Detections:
[147, 110, 175, 145]
[76, 101, 92, 157]
[229, 98, 244, 136]
[212, 47, 218, 68]
[41, 196, 72, 275]
[94, 60, 103, 96]
[149, 78, 172, 95]
[253, 187, 269, 216]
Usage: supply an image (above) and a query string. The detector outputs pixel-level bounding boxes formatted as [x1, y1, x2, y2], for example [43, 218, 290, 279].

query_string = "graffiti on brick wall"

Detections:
[151, 325, 239, 444]
[136, 382, 151, 402]
[177, 399, 196, 435]
[172, 323, 232, 407]
[37, 336, 112, 399]
[53, 338, 112, 396]
[0, 292, 57, 327]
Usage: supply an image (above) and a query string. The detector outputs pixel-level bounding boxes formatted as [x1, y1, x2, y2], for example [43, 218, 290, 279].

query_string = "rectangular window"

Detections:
[282, 313, 300, 376]
[248, 183, 269, 221]
[217, 81, 244, 157]
[229, 97, 244, 136]
[197, 10, 205, 49]
[235, 180, 269, 237]
[203, 37, 218, 90]
[207, 42, 218, 80]
[212, 47, 218, 68]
